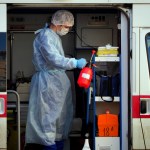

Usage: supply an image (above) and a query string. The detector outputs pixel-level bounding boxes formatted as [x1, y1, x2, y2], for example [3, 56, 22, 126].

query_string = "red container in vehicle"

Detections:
[98, 111, 119, 137]
[77, 67, 93, 88]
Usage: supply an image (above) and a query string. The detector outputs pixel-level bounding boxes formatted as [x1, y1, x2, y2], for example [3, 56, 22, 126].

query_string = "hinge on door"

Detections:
[117, 7, 131, 18]
[130, 49, 132, 59]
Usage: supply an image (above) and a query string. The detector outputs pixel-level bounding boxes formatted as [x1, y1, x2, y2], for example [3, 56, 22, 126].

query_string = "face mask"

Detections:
[57, 27, 69, 36]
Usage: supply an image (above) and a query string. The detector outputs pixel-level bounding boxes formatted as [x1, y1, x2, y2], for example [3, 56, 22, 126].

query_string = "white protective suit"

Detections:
[25, 27, 76, 146]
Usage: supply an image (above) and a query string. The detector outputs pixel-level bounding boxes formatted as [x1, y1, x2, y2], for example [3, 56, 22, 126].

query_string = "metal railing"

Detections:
[7, 90, 20, 150]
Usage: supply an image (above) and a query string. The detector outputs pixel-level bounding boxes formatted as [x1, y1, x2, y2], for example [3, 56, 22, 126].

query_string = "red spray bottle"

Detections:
[77, 50, 96, 88]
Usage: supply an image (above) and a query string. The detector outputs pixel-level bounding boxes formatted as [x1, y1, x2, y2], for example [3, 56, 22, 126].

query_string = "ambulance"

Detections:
[0, 0, 150, 150]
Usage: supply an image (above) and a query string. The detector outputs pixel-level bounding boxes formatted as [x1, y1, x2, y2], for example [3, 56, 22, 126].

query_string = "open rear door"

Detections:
[0, 4, 7, 150]
[132, 27, 150, 150]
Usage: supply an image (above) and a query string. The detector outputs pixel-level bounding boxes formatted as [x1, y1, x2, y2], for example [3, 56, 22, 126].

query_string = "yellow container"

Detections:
[97, 45, 119, 56]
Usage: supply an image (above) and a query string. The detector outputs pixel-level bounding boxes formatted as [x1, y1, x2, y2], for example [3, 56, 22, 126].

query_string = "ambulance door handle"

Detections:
[140, 100, 146, 114]
[140, 98, 150, 114]
[7, 90, 20, 150]
[0, 98, 4, 114]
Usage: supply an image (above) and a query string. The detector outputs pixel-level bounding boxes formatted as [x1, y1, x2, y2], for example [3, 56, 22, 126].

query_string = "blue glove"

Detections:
[77, 58, 87, 69]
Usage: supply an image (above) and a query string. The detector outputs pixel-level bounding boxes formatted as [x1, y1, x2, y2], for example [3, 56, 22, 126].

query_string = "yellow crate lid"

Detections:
[97, 44, 119, 56]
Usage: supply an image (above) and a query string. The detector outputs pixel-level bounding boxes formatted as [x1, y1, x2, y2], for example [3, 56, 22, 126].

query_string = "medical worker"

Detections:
[25, 10, 86, 150]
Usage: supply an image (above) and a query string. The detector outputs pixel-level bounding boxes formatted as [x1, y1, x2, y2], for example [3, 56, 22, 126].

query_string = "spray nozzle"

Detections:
[89, 50, 96, 68]
[92, 50, 96, 55]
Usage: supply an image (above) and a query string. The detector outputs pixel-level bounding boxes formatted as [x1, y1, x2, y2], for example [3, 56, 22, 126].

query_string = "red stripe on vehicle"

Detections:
[0, 94, 7, 118]
[132, 95, 150, 118]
